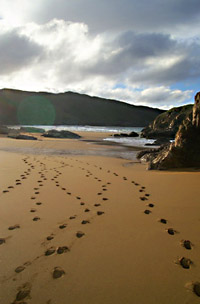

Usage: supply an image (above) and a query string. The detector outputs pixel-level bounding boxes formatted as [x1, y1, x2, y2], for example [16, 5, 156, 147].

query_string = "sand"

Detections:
[0, 132, 200, 304]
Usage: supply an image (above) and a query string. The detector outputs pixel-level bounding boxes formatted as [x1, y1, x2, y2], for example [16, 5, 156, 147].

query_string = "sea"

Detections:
[10, 125, 155, 148]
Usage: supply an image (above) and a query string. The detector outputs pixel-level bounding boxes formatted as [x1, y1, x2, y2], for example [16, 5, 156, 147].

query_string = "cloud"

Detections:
[85, 85, 193, 109]
[0, 29, 43, 74]
[10, 0, 200, 37]
[0, 18, 198, 108]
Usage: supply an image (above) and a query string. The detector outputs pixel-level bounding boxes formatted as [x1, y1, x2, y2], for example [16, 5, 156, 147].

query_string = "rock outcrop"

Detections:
[113, 131, 139, 138]
[141, 104, 193, 139]
[42, 130, 81, 139]
[8, 134, 38, 140]
[143, 92, 200, 169]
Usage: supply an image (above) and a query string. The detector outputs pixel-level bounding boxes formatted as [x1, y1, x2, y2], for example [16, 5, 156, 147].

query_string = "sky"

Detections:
[0, 0, 200, 109]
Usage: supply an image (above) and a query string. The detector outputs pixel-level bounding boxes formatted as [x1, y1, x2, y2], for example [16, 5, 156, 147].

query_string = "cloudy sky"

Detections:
[0, 0, 200, 109]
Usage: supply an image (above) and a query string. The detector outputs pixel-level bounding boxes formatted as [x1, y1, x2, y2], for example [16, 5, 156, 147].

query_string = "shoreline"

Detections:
[0, 131, 144, 161]
[0, 132, 200, 303]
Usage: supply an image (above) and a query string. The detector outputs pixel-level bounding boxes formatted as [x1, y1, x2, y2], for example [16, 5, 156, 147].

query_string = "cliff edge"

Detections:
[139, 92, 200, 170]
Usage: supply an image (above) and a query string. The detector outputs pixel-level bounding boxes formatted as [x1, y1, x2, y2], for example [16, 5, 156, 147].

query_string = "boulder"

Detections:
[42, 130, 81, 139]
[113, 131, 139, 138]
[128, 131, 139, 137]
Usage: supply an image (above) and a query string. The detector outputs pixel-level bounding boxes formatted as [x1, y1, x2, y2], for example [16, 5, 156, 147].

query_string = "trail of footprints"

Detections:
[0, 155, 199, 302]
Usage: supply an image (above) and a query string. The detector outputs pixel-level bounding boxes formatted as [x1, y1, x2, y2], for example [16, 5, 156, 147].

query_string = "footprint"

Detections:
[94, 203, 101, 207]
[47, 236, 54, 241]
[179, 257, 192, 269]
[45, 247, 56, 256]
[30, 209, 36, 213]
[76, 231, 85, 238]
[31, 197, 36, 200]
[97, 193, 102, 195]
[8, 224, 20, 230]
[140, 197, 147, 201]
[159, 218, 167, 224]
[52, 267, 65, 279]
[167, 228, 176, 235]
[8, 186, 14, 189]
[59, 224, 67, 229]
[84, 208, 90, 212]
[182, 240, 192, 250]
[16, 183, 21, 185]
[33, 217, 40, 221]
[102, 198, 108, 201]
[81, 220, 90, 225]
[144, 209, 151, 214]
[193, 282, 200, 297]
[57, 246, 69, 254]
[0, 238, 5, 245]
[69, 216, 76, 220]
[80, 202, 85, 206]
[14, 282, 31, 302]
[15, 265, 25, 273]
[148, 203, 154, 208]
[97, 211, 104, 216]
[36, 202, 42, 205]
[3, 190, 9, 193]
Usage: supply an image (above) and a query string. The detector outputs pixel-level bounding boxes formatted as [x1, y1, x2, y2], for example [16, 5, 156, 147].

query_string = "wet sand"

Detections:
[0, 132, 200, 304]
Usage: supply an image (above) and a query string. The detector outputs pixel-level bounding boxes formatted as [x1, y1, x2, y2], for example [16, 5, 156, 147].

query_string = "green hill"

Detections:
[0, 88, 163, 126]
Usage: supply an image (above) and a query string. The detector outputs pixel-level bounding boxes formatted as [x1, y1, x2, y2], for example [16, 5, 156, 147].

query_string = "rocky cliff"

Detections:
[141, 104, 193, 139]
[0, 89, 163, 127]
[141, 92, 200, 170]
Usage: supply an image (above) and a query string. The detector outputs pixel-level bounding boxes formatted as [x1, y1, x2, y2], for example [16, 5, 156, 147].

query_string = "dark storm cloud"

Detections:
[85, 32, 178, 75]
[0, 30, 42, 74]
[73, 30, 199, 87]
[31, 0, 200, 34]
[129, 42, 200, 85]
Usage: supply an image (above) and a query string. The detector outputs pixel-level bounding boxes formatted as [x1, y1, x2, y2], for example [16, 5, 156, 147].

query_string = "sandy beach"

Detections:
[0, 132, 200, 304]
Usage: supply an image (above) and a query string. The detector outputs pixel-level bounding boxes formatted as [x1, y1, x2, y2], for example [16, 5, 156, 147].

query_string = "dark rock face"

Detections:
[42, 130, 81, 139]
[141, 104, 193, 139]
[143, 92, 200, 169]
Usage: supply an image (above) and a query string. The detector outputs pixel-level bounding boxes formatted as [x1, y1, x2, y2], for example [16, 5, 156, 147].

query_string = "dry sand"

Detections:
[0, 132, 200, 304]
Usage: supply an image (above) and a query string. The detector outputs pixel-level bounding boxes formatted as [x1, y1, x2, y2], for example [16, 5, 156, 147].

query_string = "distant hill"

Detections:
[0, 89, 163, 126]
